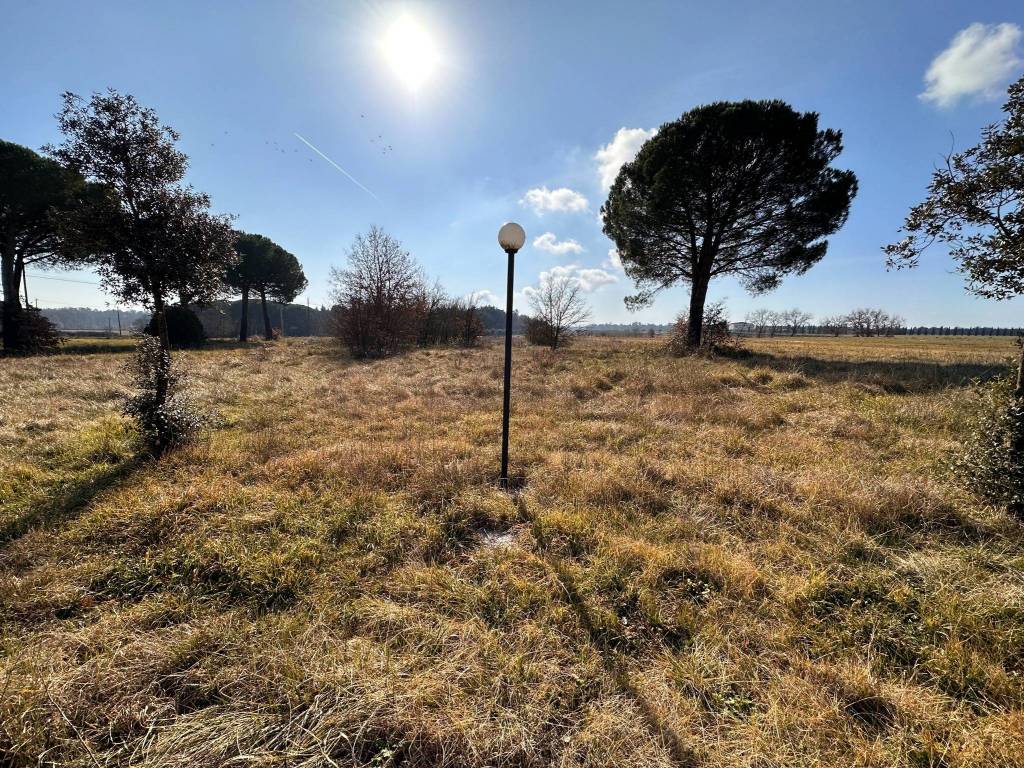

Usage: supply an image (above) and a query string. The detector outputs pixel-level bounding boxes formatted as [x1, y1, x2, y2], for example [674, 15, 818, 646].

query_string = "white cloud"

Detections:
[520, 186, 589, 214]
[595, 127, 657, 191]
[533, 231, 585, 255]
[522, 264, 619, 301]
[467, 289, 499, 306]
[570, 266, 619, 291]
[603, 248, 623, 271]
[920, 22, 1022, 107]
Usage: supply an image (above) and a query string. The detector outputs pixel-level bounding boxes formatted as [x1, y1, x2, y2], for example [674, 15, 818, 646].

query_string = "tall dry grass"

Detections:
[1, 334, 1022, 766]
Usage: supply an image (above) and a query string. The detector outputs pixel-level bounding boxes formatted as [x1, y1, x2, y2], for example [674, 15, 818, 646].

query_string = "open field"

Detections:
[2, 335, 1023, 767]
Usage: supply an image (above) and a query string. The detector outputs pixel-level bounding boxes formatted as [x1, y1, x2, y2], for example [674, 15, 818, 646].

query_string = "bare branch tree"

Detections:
[330, 226, 425, 358]
[526, 275, 591, 349]
[745, 308, 773, 337]
[844, 308, 903, 337]
[819, 314, 848, 336]
[780, 308, 813, 336]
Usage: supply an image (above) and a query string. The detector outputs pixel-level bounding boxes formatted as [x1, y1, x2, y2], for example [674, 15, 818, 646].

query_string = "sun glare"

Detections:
[381, 15, 440, 92]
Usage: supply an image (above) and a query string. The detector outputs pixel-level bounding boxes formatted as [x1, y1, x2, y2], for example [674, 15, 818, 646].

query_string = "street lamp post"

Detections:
[497, 222, 525, 489]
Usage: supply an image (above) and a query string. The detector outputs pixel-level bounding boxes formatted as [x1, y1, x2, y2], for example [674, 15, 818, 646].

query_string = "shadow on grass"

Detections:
[57, 340, 137, 355]
[735, 351, 1006, 393]
[57, 338, 331, 356]
[0, 457, 144, 547]
[518, 496, 698, 767]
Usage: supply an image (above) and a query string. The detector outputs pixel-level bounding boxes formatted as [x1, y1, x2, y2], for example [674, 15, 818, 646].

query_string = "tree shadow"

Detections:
[734, 351, 1006, 393]
[0, 457, 144, 547]
[56, 338, 328, 356]
[518, 497, 698, 767]
[57, 341, 136, 355]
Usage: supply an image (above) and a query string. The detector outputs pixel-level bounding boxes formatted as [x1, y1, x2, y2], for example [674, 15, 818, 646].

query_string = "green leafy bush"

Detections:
[1, 305, 62, 354]
[953, 364, 1024, 518]
[15, 307, 63, 354]
[144, 305, 207, 349]
[123, 336, 204, 455]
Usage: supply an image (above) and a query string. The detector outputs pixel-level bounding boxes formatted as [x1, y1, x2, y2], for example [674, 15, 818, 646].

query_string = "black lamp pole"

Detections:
[499, 246, 515, 489]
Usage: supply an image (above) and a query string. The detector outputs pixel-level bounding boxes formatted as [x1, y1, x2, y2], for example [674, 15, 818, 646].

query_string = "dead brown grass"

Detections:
[1, 334, 1022, 766]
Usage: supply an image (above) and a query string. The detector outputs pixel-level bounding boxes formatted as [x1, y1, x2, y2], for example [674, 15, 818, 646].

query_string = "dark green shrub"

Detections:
[144, 305, 207, 349]
[123, 336, 204, 455]
[525, 317, 557, 348]
[953, 365, 1024, 518]
[13, 307, 63, 354]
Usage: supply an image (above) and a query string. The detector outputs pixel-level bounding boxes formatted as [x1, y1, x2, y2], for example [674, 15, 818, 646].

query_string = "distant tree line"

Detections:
[24, 300, 1024, 341]
[742, 308, 904, 337]
[739, 306, 1020, 337]
[583, 322, 672, 336]
[31, 306, 147, 331]
[191, 300, 331, 339]
[475, 305, 528, 334]
[26, 300, 523, 341]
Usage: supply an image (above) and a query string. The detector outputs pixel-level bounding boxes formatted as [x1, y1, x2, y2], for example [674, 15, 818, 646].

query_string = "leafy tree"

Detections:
[0, 140, 87, 353]
[227, 232, 273, 342]
[886, 75, 1024, 517]
[953, 366, 1024, 518]
[47, 90, 235, 351]
[143, 305, 207, 348]
[602, 100, 857, 349]
[226, 233, 306, 341]
[884, 74, 1024, 299]
[526, 274, 590, 349]
[259, 244, 306, 340]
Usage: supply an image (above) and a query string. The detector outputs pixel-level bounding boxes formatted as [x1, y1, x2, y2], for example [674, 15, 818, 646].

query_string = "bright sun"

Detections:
[381, 15, 440, 92]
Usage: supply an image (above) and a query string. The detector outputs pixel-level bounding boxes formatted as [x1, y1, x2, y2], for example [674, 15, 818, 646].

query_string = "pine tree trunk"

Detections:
[1, 247, 21, 353]
[260, 288, 273, 340]
[686, 277, 710, 349]
[239, 286, 250, 342]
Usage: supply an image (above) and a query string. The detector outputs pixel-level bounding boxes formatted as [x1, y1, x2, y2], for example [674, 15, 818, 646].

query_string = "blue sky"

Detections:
[2, 0, 1023, 325]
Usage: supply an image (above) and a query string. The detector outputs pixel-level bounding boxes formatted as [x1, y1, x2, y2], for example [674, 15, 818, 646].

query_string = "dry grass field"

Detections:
[2, 334, 1023, 767]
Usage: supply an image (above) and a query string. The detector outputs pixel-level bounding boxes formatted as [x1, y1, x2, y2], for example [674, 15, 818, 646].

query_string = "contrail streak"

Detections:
[293, 132, 379, 200]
